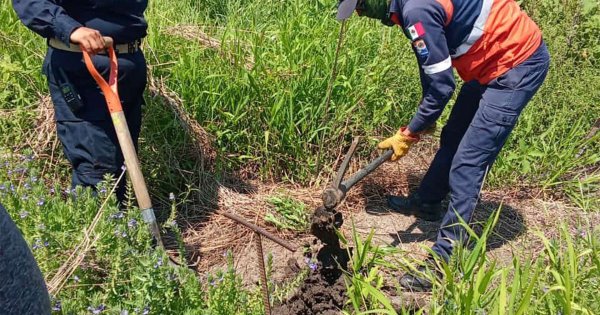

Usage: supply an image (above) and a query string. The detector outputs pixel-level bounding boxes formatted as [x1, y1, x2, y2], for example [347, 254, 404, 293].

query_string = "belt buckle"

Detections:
[127, 40, 140, 53]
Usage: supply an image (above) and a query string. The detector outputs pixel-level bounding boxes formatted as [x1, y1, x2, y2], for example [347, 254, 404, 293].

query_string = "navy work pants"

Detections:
[43, 47, 146, 202]
[417, 42, 550, 260]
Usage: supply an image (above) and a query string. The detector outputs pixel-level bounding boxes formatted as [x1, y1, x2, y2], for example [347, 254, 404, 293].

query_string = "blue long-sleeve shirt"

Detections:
[12, 0, 148, 46]
[390, 0, 456, 133]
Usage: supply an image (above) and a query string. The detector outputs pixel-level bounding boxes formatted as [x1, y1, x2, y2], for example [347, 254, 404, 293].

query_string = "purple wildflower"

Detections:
[73, 275, 80, 283]
[88, 304, 105, 314]
[121, 165, 127, 171]
[32, 239, 42, 250]
[154, 257, 163, 269]
[127, 219, 138, 228]
[49, 188, 55, 194]
[44, 240, 50, 247]
[120, 310, 129, 315]
[110, 211, 124, 220]
[24, 183, 31, 190]
[64, 188, 71, 194]
[169, 192, 175, 201]
[51, 300, 62, 312]
[579, 230, 587, 238]
[31, 176, 38, 182]
[121, 231, 127, 238]
[19, 211, 29, 219]
[99, 187, 107, 194]
[142, 307, 150, 315]
[304, 257, 318, 271]
[37, 199, 45, 206]
[10, 184, 15, 192]
[0, 184, 5, 191]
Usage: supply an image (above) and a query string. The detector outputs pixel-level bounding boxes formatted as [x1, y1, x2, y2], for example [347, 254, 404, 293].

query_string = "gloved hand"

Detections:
[377, 127, 419, 161]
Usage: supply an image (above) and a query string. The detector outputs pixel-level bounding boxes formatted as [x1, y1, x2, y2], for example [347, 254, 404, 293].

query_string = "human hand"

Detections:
[70, 27, 106, 54]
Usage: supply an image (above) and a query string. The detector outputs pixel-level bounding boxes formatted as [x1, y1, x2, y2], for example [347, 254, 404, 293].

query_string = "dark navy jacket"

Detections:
[12, 0, 148, 45]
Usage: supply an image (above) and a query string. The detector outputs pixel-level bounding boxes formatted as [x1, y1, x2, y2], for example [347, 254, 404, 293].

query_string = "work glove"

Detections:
[377, 127, 419, 161]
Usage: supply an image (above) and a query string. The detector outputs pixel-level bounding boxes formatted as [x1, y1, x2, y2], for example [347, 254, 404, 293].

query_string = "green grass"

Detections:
[142, 0, 599, 209]
[0, 0, 598, 204]
[264, 195, 309, 231]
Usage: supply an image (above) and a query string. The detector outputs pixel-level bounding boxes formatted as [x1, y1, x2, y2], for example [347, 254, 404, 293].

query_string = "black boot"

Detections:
[399, 258, 440, 292]
[386, 193, 444, 221]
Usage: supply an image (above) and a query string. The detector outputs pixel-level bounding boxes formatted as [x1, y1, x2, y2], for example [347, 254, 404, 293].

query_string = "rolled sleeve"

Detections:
[12, 0, 82, 45]
[52, 14, 81, 45]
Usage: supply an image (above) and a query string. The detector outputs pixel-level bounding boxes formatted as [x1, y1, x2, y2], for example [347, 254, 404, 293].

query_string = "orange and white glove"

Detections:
[377, 127, 419, 161]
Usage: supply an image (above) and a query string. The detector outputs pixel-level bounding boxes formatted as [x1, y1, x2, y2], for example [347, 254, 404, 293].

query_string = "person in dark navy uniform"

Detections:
[337, 0, 550, 291]
[12, 0, 148, 203]
[0, 203, 51, 315]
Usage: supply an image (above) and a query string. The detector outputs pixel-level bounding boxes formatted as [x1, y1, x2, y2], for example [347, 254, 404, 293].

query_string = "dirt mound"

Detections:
[273, 270, 346, 315]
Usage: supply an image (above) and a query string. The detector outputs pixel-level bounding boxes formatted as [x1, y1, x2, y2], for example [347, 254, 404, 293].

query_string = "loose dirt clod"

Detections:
[273, 207, 350, 314]
[310, 206, 349, 282]
[272, 270, 346, 315]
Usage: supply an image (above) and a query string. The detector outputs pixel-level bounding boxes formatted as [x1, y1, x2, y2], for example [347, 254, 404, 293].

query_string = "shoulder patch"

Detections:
[405, 22, 425, 40]
[412, 39, 429, 60]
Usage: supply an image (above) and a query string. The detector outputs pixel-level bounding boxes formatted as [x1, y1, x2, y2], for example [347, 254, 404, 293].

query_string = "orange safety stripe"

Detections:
[452, 0, 542, 83]
[81, 46, 124, 114]
[434, 0, 454, 26]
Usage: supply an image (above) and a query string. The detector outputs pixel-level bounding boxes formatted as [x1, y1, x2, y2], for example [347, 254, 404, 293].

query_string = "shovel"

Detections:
[81, 37, 165, 249]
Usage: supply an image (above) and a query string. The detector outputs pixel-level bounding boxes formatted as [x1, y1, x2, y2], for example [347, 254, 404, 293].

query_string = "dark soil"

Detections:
[273, 206, 350, 314]
[272, 270, 346, 315]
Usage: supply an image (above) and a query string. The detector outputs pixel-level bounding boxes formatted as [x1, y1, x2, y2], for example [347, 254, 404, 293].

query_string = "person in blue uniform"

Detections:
[0, 203, 51, 315]
[12, 0, 149, 203]
[338, 0, 550, 291]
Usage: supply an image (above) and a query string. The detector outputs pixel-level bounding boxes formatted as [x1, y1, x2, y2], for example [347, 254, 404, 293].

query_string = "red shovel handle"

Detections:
[81, 37, 123, 113]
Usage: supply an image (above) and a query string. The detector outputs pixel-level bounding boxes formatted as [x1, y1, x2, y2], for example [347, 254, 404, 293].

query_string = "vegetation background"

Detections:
[0, 0, 598, 314]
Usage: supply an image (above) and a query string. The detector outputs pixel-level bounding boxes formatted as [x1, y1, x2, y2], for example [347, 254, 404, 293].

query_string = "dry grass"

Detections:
[179, 141, 597, 283]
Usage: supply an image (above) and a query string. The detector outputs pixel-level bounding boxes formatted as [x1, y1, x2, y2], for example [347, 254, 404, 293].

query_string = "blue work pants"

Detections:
[417, 42, 550, 260]
[43, 48, 146, 202]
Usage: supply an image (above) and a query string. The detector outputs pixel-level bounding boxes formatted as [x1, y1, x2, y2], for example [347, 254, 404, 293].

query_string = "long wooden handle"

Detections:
[81, 40, 163, 248]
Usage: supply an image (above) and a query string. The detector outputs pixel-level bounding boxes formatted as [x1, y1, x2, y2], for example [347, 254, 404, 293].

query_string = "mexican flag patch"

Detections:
[406, 22, 425, 40]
